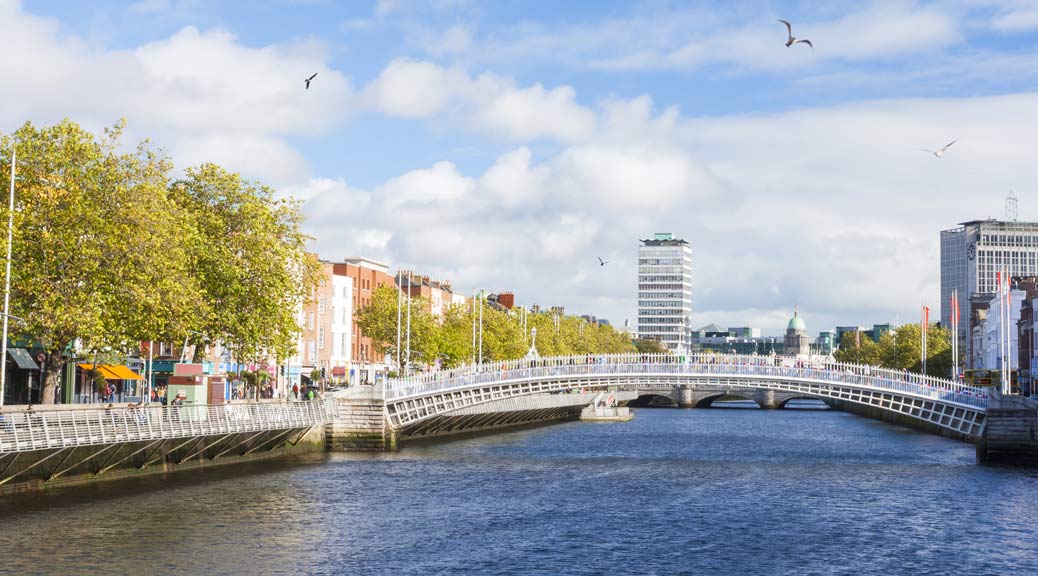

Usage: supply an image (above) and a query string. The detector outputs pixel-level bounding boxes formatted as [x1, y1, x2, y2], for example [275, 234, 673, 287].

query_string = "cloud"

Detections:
[990, 3, 1038, 31]
[0, 2, 355, 185]
[374, 0, 397, 18]
[363, 58, 595, 142]
[431, 2, 961, 75]
[300, 88, 1038, 334]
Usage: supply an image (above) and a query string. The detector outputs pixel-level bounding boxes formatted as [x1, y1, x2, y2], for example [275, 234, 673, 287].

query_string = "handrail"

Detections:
[0, 400, 332, 454]
[384, 354, 987, 409]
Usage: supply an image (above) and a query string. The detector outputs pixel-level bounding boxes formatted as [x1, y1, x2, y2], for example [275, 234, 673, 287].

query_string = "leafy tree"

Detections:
[356, 285, 439, 367]
[169, 163, 320, 366]
[635, 339, 669, 354]
[834, 324, 951, 376]
[1, 120, 202, 403]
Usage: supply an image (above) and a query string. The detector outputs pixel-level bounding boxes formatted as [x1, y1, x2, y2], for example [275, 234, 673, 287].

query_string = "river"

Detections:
[1, 407, 1036, 575]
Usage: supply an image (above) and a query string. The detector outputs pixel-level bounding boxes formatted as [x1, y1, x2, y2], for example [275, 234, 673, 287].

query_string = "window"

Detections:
[308, 312, 314, 329]
[318, 297, 326, 314]
[318, 326, 326, 350]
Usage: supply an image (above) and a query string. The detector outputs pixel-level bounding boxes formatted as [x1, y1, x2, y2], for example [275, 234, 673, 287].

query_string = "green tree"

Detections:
[1, 120, 202, 403]
[834, 324, 951, 376]
[169, 163, 320, 365]
[356, 285, 439, 367]
[635, 339, 669, 354]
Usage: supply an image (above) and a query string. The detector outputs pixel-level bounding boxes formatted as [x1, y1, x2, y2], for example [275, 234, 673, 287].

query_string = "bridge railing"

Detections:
[0, 400, 332, 454]
[385, 354, 987, 409]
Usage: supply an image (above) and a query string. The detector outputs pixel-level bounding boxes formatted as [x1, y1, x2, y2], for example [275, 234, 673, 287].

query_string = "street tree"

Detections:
[0, 119, 202, 403]
[356, 285, 438, 368]
[169, 163, 321, 365]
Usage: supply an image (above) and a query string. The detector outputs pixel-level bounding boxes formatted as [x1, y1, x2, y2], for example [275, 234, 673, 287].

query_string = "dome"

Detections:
[787, 308, 806, 332]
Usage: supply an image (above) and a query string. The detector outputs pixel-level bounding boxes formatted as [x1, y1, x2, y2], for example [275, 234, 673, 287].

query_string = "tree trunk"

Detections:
[41, 351, 65, 405]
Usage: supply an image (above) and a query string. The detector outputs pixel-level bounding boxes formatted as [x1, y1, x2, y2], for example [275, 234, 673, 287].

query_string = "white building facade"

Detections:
[330, 274, 353, 381]
[978, 288, 1024, 371]
[637, 232, 693, 354]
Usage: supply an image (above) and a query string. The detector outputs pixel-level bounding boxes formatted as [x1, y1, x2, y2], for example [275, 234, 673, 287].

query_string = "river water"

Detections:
[1, 407, 1036, 575]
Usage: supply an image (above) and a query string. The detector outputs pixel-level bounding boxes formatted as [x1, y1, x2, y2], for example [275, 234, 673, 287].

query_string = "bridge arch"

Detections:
[382, 353, 987, 439]
[694, 393, 762, 409]
[628, 393, 679, 408]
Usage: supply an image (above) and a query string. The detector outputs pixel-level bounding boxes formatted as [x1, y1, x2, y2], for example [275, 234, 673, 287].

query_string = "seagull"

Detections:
[778, 19, 813, 49]
[304, 73, 318, 90]
[918, 139, 957, 158]
[597, 257, 608, 267]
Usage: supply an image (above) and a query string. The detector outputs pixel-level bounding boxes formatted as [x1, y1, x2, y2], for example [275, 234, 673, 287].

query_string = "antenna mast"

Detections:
[1006, 190, 1018, 222]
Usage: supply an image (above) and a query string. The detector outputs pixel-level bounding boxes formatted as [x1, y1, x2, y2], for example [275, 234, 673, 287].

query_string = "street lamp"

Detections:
[0, 146, 15, 407]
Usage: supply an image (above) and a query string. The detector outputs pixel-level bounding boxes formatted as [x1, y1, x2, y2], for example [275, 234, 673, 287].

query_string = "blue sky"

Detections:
[4, 0, 1038, 334]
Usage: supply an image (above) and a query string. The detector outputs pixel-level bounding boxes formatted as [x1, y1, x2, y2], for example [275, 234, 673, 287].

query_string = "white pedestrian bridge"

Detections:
[383, 353, 988, 438]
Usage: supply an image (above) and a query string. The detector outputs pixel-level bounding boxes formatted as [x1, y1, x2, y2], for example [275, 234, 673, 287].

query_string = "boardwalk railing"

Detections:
[385, 354, 988, 409]
[0, 400, 332, 454]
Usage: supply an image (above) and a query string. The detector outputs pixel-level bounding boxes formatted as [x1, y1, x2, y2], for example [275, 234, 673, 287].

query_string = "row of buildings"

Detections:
[941, 217, 1038, 386]
[0, 254, 533, 405]
[290, 257, 473, 388]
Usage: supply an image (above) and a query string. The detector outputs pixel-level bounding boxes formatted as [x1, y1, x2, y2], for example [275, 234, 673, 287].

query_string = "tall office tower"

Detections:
[638, 233, 693, 354]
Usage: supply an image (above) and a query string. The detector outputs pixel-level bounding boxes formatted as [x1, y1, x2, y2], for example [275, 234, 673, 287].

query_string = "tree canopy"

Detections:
[0, 120, 317, 403]
[357, 286, 636, 371]
[833, 323, 952, 376]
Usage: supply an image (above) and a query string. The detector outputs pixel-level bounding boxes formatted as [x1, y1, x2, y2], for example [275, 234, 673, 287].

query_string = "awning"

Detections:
[78, 364, 143, 380]
[7, 348, 38, 370]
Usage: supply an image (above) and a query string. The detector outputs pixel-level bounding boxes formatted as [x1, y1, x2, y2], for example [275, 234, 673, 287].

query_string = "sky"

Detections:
[2, 0, 1038, 335]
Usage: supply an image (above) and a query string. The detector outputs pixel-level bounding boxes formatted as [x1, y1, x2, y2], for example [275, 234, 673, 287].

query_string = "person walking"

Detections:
[292, 383, 299, 400]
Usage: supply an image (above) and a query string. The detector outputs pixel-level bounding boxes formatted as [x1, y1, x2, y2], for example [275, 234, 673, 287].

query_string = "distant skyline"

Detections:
[3, 0, 1037, 334]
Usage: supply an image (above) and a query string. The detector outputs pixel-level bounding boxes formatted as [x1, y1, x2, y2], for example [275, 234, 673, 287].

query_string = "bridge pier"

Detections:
[976, 392, 1038, 465]
[326, 393, 397, 452]
[678, 386, 694, 409]
[757, 390, 778, 410]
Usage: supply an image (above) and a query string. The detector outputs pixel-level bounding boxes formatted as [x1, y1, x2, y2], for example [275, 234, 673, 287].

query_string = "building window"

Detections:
[318, 297, 326, 314]
[318, 326, 326, 350]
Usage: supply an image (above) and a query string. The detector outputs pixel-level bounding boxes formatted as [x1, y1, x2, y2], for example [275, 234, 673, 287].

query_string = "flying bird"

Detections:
[304, 73, 318, 90]
[777, 19, 813, 49]
[598, 257, 609, 267]
[919, 139, 957, 158]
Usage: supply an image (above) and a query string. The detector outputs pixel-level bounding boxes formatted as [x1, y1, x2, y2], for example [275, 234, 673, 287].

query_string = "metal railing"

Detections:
[385, 354, 988, 409]
[0, 400, 332, 454]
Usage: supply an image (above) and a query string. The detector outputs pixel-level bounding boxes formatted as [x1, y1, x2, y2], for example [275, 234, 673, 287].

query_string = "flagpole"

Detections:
[0, 146, 16, 408]
[395, 271, 402, 375]
[404, 271, 412, 377]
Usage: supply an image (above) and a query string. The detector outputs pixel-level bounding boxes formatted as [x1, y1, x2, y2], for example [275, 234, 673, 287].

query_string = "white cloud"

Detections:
[991, 3, 1038, 31]
[363, 58, 595, 142]
[0, 2, 355, 185]
[300, 89, 1038, 334]
[374, 0, 397, 18]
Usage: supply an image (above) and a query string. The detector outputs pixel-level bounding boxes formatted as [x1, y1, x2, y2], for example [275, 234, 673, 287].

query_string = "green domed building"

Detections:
[784, 307, 810, 356]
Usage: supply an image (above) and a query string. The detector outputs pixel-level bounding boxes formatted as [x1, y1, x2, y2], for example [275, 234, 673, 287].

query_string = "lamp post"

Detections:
[0, 146, 15, 407]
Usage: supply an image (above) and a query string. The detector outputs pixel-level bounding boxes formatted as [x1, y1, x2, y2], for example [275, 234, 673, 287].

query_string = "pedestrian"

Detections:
[292, 383, 299, 400]
[307, 388, 315, 401]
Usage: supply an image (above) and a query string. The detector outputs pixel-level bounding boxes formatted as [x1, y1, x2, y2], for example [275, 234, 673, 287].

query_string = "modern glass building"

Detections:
[940, 219, 1038, 365]
[637, 233, 693, 354]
